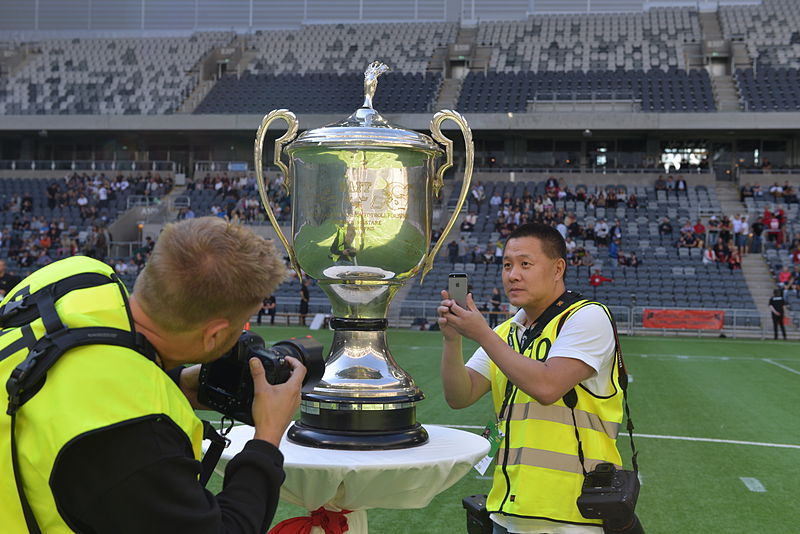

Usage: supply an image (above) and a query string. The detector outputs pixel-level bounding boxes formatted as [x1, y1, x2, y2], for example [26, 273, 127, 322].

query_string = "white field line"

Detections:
[201, 422, 800, 450]
[763, 358, 800, 376]
[740, 477, 767, 492]
[437, 425, 800, 450]
[638, 353, 799, 363]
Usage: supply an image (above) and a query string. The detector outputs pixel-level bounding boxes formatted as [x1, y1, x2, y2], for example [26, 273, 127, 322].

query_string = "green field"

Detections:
[203, 327, 800, 533]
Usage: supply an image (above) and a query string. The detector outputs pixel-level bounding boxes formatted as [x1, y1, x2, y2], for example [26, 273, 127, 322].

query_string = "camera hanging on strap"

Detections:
[568, 315, 645, 534]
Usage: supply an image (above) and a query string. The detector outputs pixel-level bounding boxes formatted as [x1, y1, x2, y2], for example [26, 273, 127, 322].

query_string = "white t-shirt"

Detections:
[465, 304, 616, 534]
[466, 304, 616, 397]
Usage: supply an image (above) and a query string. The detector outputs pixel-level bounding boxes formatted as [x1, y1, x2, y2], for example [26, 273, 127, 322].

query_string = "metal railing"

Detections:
[0, 160, 177, 172]
[194, 161, 250, 173]
[391, 300, 791, 339]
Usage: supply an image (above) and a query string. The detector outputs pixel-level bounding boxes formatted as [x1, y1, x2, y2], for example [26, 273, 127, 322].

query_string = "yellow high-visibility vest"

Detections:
[0, 256, 203, 533]
[486, 299, 623, 526]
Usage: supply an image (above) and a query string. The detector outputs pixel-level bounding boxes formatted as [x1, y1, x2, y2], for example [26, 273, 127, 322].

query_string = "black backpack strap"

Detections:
[3, 270, 154, 533]
[9, 411, 41, 534]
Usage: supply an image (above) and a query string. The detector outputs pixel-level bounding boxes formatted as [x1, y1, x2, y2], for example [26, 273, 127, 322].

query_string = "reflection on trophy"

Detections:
[255, 62, 474, 449]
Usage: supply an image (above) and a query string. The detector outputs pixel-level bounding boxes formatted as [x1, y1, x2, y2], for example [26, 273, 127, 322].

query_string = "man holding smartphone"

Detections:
[437, 223, 625, 534]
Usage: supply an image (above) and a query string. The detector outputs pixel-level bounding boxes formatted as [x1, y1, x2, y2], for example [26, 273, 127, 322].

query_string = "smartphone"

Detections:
[448, 272, 469, 308]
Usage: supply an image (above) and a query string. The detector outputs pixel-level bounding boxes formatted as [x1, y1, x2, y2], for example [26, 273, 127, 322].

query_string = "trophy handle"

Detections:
[421, 110, 474, 282]
[254, 109, 302, 278]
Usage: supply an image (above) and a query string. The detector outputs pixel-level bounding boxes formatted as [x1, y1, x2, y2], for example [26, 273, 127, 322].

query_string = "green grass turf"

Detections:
[201, 328, 800, 533]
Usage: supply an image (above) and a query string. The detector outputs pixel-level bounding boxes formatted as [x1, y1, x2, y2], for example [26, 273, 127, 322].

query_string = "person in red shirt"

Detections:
[693, 219, 706, 237]
[589, 268, 613, 299]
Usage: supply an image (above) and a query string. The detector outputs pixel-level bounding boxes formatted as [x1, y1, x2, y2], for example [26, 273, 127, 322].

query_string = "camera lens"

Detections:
[255, 336, 325, 387]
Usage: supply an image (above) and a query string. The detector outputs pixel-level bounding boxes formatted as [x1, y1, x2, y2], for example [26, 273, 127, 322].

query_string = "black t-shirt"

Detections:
[769, 296, 785, 316]
[264, 295, 276, 313]
[0, 272, 21, 295]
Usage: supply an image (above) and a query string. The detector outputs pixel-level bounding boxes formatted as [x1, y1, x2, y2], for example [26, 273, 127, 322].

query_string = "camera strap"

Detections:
[200, 420, 231, 486]
[563, 306, 638, 476]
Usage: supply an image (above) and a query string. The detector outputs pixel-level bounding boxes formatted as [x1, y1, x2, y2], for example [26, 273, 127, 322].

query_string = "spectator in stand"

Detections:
[769, 289, 789, 340]
[447, 240, 458, 265]
[655, 175, 667, 192]
[589, 268, 613, 299]
[778, 265, 793, 293]
[469, 182, 485, 211]
[658, 216, 674, 243]
[564, 236, 577, 263]
[626, 193, 638, 210]
[580, 248, 595, 277]
[488, 287, 502, 328]
[769, 182, 784, 201]
[763, 207, 784, 247]
[565, 212, 582, 238]
[460, 211, 477, 233]
[718, 216, 733, 245]
[679, 228, 699, 248]
[736, 214, 749, 257]
[457, 237, 469, 263]
[783, 182, 797, 203]
[791, 246, 800, 266]
[702, 246, 716, 266]
[665, 175, 676, 197]
[0, 259, 21, 297]
[611, 219, 623, 242]
[608, 239, 620, 278]
[713, 237, 730, 265]
[728, 248, 742, 271]
[627, 252, 640, 274]
[594, 218, 610, 246]
[750, 216, 764, 253]
[693, 218, 707, 245]
[675, 176, 688, 195]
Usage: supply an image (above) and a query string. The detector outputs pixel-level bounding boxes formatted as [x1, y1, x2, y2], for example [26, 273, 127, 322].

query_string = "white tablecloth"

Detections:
[211, 424, 489, 533]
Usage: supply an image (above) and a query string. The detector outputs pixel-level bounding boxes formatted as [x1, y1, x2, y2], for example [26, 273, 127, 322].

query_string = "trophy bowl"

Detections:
[255, 62, 473, 449]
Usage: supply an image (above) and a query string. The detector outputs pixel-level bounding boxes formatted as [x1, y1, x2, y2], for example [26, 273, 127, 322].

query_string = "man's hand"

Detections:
[249, 356, 306, 447]
[176, 364, 207, 410]
[438, 291, 494, 345]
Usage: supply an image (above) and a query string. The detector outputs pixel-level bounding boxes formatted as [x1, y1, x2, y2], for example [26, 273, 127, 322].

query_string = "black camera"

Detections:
[198, 331, 325, 426]
[576, 463, 644, 534]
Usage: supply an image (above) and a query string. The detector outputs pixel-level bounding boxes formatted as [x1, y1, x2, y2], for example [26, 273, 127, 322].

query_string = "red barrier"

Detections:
[643, 309, 725, 330]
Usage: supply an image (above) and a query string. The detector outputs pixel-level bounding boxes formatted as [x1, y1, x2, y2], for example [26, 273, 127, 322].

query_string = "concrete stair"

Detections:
[715, 181, 798, 338]
[435, 77, 462, 111]
[711, 75, 741, 112]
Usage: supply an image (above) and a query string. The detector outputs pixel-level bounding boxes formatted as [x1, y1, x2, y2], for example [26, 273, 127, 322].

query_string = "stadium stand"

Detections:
[476, 9, 701, 72]
[244, 22, 457, 75]
[458, 69, 715, 113]
[0, 32, 233, 115]
[195, 71, 442, 114]
[734, 67, 800, 111]
[1, 0, 799, 337]
[720, 0, 800, 68]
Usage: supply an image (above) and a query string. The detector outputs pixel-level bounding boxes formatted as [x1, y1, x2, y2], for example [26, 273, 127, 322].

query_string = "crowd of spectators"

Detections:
[0, 171, 173, 283]
[740, 181, 799, 204]
[184, 172, 289, 224]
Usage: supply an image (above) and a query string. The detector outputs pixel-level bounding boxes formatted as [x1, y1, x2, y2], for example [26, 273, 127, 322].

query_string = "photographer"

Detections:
[438, 223, 630, 534]
[0, 217, 305, 533]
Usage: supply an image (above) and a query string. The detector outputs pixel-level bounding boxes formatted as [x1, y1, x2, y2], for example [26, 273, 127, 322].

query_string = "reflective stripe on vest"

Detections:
[0, 256, 204, 533]
[485, 300, 624, 526]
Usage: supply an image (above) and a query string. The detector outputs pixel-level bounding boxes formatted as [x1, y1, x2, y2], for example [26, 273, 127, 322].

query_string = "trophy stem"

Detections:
[287, 317, 428, 450]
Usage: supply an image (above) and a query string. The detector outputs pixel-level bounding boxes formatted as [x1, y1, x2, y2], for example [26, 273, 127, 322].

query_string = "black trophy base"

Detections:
[287, 420, 429, 450]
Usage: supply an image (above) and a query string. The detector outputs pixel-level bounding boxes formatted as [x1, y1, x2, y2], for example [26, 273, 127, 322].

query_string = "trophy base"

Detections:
[287, 420, 429, 450]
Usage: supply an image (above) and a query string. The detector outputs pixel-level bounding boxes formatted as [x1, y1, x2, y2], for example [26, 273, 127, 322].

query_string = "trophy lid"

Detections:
[287, 61, 442, 154]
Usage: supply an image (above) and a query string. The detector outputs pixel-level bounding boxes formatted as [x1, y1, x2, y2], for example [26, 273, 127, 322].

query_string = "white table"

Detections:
[210, 424, 489, 533]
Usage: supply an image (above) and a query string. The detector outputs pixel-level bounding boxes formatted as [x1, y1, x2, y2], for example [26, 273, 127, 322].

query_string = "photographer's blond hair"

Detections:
[133, 217, 286, 332]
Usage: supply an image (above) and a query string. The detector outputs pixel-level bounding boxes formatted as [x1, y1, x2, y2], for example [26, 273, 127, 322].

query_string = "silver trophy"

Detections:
[255, 62, 474, 449]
